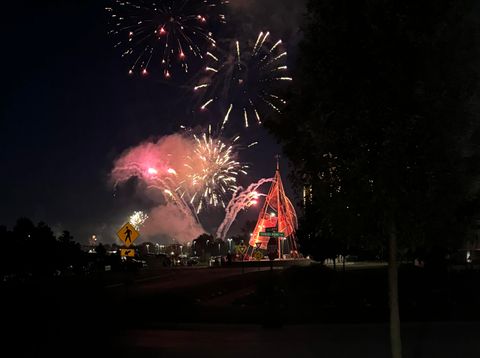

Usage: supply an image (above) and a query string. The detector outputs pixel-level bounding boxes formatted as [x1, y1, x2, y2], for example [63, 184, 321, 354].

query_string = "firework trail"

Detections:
[193, 31, 292, 128]
[105, 0, 227, 78]
[216, 177, 273, 240]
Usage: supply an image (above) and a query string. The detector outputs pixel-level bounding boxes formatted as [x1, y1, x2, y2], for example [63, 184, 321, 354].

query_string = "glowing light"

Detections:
[248, 162, 298, 255]
[201, 99, 213, 110]
[194, 84, 209, 91]
[148, 167, 158, 175]
[206, 52, 218, 61]
[129, 211, 149, 230]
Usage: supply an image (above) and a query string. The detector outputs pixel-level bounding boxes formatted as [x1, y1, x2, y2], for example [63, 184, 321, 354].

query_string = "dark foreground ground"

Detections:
[2, 262, 480, 357]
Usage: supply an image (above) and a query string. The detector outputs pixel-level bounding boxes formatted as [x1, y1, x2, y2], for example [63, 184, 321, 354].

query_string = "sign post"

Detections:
[267, 237, 278, 261]
[267, 237, 278, 272]
[236, 242, 247, 274]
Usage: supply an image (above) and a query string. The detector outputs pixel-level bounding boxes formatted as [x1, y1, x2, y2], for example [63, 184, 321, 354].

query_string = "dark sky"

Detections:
[0, 0, 305, 243]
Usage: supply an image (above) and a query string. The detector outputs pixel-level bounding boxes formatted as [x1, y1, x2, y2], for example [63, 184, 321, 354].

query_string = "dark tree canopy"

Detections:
[266, 0, 480, 259]
[0, 218, 84, 279]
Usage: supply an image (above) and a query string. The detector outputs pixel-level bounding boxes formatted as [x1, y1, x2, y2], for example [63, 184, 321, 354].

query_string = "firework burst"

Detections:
[181, 127, 248, 213]
[129, 210, 149, 229]
[193, 31, 292, 128]
[106, 0, 227, 78]
[111, 131, 247, 219]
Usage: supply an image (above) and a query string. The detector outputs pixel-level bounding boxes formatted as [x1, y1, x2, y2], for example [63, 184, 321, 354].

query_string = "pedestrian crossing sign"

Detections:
[116, 222, 139, 247]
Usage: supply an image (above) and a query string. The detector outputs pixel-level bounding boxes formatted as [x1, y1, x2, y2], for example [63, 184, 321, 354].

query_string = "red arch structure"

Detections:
[247, 158, 299, 259]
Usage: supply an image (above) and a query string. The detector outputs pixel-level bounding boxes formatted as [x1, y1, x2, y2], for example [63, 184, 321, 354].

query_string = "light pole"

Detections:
[227, 238, 232, 253]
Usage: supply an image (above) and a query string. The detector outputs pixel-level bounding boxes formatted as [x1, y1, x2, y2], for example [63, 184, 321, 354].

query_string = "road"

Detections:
[104, 266, 272, 295]
[109, 322, 480, 358]
[4, 261, 479, 357]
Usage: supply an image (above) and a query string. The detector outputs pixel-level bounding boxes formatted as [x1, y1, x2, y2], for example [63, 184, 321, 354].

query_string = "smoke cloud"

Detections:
[142, 203, 205, 244]
[111, 133, 194, 186]
[111, 133, 206, 244]
[228, 0, 306, 45]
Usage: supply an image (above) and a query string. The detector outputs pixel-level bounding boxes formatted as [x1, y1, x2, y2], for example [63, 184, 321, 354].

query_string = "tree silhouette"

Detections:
[1, 218, 85, 280]
[266, 1, 480, 357]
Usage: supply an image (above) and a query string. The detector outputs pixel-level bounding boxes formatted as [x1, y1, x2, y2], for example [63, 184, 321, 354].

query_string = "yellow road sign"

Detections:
[253, 250, 263, 261]
[236, 243, 247, 255]
[116, 222, 139, 247]
[120, 248, 135, 257]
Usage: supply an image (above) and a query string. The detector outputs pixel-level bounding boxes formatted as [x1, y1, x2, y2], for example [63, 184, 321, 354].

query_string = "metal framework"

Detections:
[247, 157, 299, 259]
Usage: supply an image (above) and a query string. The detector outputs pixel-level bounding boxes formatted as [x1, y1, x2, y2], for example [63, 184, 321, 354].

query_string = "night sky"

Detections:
[0, 0, 305, 243]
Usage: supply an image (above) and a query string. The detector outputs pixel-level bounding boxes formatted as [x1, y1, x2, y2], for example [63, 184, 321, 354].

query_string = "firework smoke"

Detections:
[112, 130, 249, 241]
[141, 202, 205, 243]
[112, 134, 204, 241]
[216, 177, 273, 240]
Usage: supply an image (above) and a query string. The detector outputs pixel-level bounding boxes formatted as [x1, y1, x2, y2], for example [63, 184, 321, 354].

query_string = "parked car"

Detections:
[187, 256, 199, 266]
[209, 255, 225, 267]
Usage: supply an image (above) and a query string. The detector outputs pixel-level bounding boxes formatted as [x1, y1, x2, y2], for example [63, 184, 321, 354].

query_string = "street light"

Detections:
[227, 238, 232, 252]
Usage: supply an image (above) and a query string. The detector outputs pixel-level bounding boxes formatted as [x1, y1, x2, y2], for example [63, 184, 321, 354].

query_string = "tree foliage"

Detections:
[266, 0, 480, 258]
[0, 218, 84, 279]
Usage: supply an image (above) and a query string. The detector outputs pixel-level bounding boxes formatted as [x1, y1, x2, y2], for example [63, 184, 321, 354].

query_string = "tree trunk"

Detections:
[388, 219, 402, 358]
